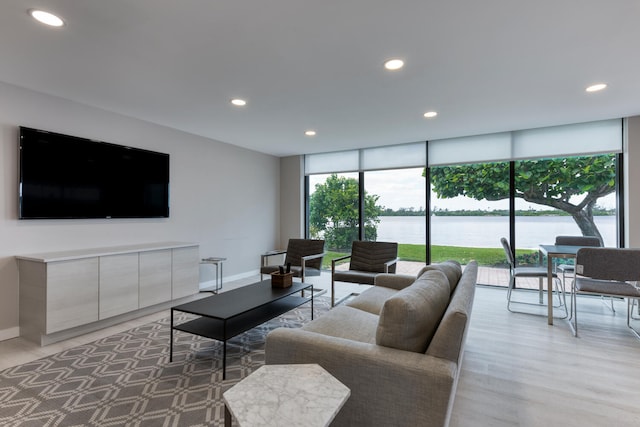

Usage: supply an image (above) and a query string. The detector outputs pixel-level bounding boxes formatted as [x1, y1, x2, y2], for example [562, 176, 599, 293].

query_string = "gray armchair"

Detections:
[260, 239, 325, 283]
[331, 241, 398, 307]
[571, 247, 640, 338]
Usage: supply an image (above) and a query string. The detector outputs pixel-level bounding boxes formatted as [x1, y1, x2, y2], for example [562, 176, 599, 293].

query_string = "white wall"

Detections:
[0, 82, 280, 339]
[279, 155, 305, 246]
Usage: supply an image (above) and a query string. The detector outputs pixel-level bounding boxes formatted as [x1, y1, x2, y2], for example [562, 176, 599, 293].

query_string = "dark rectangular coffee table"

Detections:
[170, 280, 313, 379]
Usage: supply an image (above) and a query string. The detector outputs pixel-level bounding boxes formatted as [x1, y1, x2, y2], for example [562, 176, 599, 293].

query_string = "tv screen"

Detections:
[19, 127, 170, 219]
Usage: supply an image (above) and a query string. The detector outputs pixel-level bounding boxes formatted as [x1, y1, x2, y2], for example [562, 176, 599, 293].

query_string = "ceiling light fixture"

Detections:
[230, 98, 247, 106]
[304, 130, 317, 137]
[423, 111, 438, 118]
[29, 9, 65, 27]
[384, 59, 405, 71]
[586, 83, 607, 93]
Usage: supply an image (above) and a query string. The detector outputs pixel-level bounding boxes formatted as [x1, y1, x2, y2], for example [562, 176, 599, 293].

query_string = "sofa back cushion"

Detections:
[416, 260, 462, 294]
[427, 261, 478, 363]
[376, 270, 450, 353]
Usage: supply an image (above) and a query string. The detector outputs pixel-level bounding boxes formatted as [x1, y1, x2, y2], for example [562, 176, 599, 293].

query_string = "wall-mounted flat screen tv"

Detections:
[19, 127, 170, 219]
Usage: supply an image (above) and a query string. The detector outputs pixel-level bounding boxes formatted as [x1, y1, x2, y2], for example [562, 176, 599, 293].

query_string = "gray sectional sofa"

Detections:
[265, 260, 478, 427]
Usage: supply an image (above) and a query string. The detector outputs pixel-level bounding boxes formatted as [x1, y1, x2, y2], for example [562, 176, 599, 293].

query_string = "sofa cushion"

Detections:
[346, 286, 398, 315]
[417, 260, 462, 293]
[376, 270, 450, 353]
[302, 305, 378, 344]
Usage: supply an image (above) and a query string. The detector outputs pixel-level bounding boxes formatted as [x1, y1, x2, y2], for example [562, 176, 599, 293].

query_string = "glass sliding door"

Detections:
[364, 168, 426, 274]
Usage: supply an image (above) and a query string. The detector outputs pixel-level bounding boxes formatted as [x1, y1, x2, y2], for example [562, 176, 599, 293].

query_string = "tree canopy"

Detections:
[429, 154, 616, 241]
[309, 174, 383, 250]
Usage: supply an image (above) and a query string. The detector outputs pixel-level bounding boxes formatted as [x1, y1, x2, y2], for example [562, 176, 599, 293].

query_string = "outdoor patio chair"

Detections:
[260, 239, 325, 283]
[500, 237, 568, 318]
[571, 247, 640, 338]
[554, 235, 607, 314]
[331, 241, 398, 307]
[554, 235, 602, 284]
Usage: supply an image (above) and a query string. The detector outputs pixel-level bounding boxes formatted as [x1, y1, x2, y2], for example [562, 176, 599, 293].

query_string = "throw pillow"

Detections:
[375, 270, 450, 353]
[418, 260, 462, 294]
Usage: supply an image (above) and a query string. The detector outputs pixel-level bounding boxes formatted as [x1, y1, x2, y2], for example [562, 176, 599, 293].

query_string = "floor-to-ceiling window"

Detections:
[305, 119, 623, 286]
[305, 143, 427, 272]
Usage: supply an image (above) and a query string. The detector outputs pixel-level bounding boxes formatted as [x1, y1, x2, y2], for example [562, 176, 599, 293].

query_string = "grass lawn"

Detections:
[322, 243, 536, 269]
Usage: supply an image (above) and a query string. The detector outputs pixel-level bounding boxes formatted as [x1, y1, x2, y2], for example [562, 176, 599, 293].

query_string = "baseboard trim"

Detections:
[0, 326, 20, 342]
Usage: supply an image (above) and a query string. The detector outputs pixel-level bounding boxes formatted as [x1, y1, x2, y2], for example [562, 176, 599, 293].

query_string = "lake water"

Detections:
[376, 215, 617, 249]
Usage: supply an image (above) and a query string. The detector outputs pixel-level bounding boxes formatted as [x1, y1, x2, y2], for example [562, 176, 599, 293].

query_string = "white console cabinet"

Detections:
[17, 242, 199, 345]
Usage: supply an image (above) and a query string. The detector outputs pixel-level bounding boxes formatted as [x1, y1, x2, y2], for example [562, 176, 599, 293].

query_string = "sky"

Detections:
[309, 168, 616, 211]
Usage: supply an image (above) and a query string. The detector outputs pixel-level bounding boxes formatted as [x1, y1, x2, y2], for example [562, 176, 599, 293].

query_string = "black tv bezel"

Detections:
[18, 127, 170, 220]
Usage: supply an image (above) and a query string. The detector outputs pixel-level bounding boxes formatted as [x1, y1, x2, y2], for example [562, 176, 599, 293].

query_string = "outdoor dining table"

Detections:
[538, 244, 583, 325]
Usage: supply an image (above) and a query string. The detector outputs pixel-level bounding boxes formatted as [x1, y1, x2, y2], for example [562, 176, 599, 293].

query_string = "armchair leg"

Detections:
[571, 289, 579, 337]
[632, 299, 640, 320]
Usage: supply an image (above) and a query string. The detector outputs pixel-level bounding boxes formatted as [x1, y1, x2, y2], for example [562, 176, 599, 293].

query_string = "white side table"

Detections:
[200, 257, 226, 293]
[223, 364, 350, 427]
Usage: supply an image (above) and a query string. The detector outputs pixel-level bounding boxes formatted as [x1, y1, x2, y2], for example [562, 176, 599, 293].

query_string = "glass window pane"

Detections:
[364, 168, 426, 275]
[514, 154, 618, 269]
[308, 173, 360, 258]
[513, 153, 619, 299]
[430, 161, 511, 286]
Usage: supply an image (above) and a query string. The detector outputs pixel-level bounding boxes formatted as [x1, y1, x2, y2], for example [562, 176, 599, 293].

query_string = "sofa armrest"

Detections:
[374, 273, 416, 290]
[266, 328, 456, 427]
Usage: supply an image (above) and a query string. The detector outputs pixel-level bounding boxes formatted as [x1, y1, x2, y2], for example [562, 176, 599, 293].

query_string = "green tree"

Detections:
[309, 174, 383, 251]
[429, 154, 616, 242]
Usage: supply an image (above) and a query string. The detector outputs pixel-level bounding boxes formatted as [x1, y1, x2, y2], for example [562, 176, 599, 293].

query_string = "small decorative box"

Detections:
[271, 272, 294, 288]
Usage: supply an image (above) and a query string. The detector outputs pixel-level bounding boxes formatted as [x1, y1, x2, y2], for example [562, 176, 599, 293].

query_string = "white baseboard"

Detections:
[198, 269, 260, 290]
[225, 269, 260, 282]
[0, 326, 19, 342]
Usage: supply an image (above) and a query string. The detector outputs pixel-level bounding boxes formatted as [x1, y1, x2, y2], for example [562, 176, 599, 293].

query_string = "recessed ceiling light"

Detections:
[423, 111, 438, 118]
[384, 59, 405, 71]
[304, 130, 317, 137]
[586, 83, 607, 93]
[230, 98, 247, 106]
[29, 9, 65, 27]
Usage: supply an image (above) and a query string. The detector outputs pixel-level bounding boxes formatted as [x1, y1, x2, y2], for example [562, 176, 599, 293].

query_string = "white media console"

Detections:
[16, 242, 200, 345]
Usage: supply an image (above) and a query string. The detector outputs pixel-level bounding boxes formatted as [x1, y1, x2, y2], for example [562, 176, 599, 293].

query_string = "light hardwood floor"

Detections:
[451, 286, 640, 427]
[1, 274, 639, 426]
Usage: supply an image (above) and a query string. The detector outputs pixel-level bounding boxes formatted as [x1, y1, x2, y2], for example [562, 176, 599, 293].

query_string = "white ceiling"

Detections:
[1, 1, 639, 157]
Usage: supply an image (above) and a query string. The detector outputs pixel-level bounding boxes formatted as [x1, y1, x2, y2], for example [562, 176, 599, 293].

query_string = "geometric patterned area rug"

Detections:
[0, 297, 329, 426]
